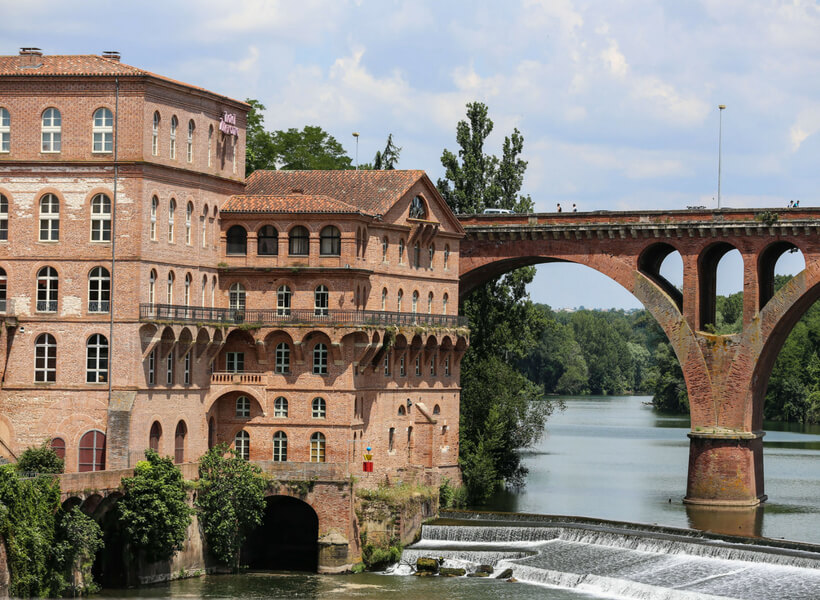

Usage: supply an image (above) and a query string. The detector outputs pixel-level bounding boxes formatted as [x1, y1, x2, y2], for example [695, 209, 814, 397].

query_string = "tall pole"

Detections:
[352, 132, 359, 169]
[717, 105, 725, 209]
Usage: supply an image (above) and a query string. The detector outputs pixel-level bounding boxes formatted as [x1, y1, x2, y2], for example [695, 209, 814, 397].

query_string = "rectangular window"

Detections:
[383, 352, 391, 376]
[430, 355, 436, 376]
[184, 352, 191, 385]
[0, 108, 9, 153]
[399, 355, 405, 377]
[227, 352, 244, 373]
[444, 356, 450, 377]
[166, 353, 174, 385]
[415, 355, 421, 376]
[148, 349, 155, 385]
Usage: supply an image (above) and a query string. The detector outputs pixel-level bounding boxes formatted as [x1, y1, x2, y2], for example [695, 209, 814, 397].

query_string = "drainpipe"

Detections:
[108, 76, 119, 405]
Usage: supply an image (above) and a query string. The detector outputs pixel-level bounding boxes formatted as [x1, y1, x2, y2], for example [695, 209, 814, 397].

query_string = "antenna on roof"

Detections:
[102, 50, 121, 62]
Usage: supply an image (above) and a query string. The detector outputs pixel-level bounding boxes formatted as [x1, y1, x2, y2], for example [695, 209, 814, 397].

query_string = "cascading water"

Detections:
[395, 515, 820, 599]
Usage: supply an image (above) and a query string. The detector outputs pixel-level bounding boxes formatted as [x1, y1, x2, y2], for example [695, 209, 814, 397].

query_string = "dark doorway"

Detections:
[242, 496, 319, 571]
[91, 500, 127, 588]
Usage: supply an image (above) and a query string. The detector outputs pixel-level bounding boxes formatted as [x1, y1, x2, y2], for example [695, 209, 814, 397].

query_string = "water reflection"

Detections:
[685, 504, 764, 538]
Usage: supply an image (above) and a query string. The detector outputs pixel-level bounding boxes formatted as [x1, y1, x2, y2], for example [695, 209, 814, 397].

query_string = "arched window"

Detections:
[275, 342, 290, 374]
[388, 427, 395, 452]
[236, 396, 251, 418]
[201, 204, 209, 248]
[207, 124, 213, 166]
[382, 237, 388, 261]
[443, 293, 448, 315]
[50, 437, 65, 460]
[310, 432, 326, 463]
[444, 245, 450, 270]
[149, 421, 162, 452]
[320, 225, 341, 256]
[398, 405, 406, 416]
[0, 108, 9, 153]
[257, 225, 278, 255]
[201, 274, 207, 307]
[41, 108, 61, 152]
[92, 108, 113, 153]
[36, 266, 58, 312]
[273, 431, 287, 462]
[152, 111, 160, 156]
[0, 268, 6, 313]
[381, 288, 387, 311]
[88, 267, 110, 313]
[211, 275, 217, 307]
[78, 430, 105, 472]
[90, 193, 111, 242]
[168, 198, 176, 242]
[166, 271, 174, 304]
[398, 239, 405, 264]
[274, 396, 288, 418]
[0, 193, 8, 241]
[148, 269, 156, 306]
[277, 285, 291, 316]
[413, 243, 420, 268]
[185, 202, 193, 245]
[169, 115, 178, 159]
[312, 397, 326, 418]
[433, 404, 441, 415]
[229, 282, 245, 311]
[234, 430, 250, 460]
[314, 285, 329, 316]
[289, 225, 309, 255]
[150, 196, 158, 240]
[429, 244, 435, 269]
[39, 194, 59, 241]
[186, 119, 195, 163]
[313, 343, 328, 375]
[226, 225, 247, 255]
[412, 291, 418, 314]
[174, 421, 187, 464]
[34, 333, 56, 382]
[397, 289, 403, 312]
[184, 273, 191, 306]
[428, 292, 433, 314]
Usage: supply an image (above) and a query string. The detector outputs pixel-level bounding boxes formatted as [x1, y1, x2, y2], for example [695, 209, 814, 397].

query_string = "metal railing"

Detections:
[140, 303, 468, 328]
[36, 300, 58, 313]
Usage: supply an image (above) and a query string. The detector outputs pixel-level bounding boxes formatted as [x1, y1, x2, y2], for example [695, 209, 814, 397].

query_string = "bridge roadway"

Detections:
[458, 207, 820, 507]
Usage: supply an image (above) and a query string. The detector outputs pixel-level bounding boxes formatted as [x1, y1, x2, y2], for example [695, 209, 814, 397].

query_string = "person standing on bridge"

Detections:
[557, 203, 562, 213]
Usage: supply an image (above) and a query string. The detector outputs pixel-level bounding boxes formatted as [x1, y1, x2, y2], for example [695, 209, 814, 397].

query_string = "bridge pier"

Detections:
[684, 432, 766, 507]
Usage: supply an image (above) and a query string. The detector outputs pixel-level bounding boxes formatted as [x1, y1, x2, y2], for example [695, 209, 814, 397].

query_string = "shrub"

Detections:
[15, 443, 64, 474]
[53, 506, 104, 595]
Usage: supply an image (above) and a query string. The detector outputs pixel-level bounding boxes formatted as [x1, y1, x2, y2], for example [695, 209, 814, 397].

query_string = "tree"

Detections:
[245, 99, 277, 175]
[371, 133, 401, 170]
[195, 444, 267, 570]
[15, 443, 64, 474]
[271, 126, 352, 170]
[53, 507, 103, 595]
[117, 449, 192, 563]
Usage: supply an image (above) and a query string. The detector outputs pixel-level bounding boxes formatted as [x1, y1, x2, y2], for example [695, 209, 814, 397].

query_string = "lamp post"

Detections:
[717, 105, 726, 209]
[352, 132, 359, 170]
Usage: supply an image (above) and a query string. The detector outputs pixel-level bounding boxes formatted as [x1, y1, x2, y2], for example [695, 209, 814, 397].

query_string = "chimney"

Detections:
[18, 48, 43, 69]
[102, 50, 121, 62]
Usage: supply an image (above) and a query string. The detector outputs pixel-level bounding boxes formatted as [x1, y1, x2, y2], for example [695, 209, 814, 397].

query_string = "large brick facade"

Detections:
[0, 50, 467, 490]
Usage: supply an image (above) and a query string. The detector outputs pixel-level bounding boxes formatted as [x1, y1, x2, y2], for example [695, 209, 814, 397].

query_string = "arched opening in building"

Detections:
[90, 494, 127, 588]
[698, 243, 743, 332]
[241, 495, 319, 571]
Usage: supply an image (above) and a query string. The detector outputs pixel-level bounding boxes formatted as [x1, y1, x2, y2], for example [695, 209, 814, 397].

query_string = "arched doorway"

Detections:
[241, 496, 319, 571]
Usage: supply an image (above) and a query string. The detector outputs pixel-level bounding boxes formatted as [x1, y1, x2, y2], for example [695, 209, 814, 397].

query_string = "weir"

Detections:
[396, 512, 820, 599]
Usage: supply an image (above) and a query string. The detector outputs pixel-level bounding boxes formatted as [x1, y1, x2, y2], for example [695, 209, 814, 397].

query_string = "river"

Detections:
[93, 395, 820, 599]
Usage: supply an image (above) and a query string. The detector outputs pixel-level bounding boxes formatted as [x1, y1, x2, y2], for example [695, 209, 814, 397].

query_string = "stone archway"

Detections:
[241, 495, 319, 571]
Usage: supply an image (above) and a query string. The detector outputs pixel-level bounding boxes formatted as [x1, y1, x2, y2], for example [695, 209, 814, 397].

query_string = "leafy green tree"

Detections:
[371, 133, 401, 170]
[15, 442, 64, 474]
[271, 126, 352, 170]
[117, 449, 192, 563]
[53, 506, 104, 595]
[195, 444, 267, 570]
[647, 342, 688, 412]
[245, 99, 278, 175]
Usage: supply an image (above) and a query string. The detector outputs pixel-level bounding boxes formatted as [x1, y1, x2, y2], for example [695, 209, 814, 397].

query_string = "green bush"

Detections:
[361, 538, 402, 571]
[53, 506, 104, 595]
[15, 443, 64, 474]
[438, 478, 467, 509]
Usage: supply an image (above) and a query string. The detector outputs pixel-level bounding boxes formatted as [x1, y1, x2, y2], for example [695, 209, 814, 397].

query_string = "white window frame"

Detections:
[92, 108, 113, 153]
[39, 194, 59, 241]
[235, 430, 250, 460]
[226, 352, 244, 373]
[185, 202, 192, 245]
[168, 198, 176, 243]
[150, 196, 158, 241]
[313, 343, 328, 375]
[41, 108, 61, 153]
[277, 285, 291, 316]
[274, 396, 288, 418]
[169, 115, 178, 159]
[148, 270, 156, 306]
[275, 342, 290, 374]
[88, 266, 110, 313]
[229, 283, 246, 311]
[166, 272, 174, 304]
[0, 108, 9, 153]
[152, 112, 160, 156]
[236, 396, 250, 418]
[273, 431, 287, 462]
[312, 397, 326, 419]
[310, 432, 325, 463]
[0, 194, 8, 241]
[86, 334, 109, 383]
[314, 285, 328, 316]
[36, 266, 58, 313]
[34, 333, 57, 382]
[90, 194, 111, 242]
[186, 120, 194, 163]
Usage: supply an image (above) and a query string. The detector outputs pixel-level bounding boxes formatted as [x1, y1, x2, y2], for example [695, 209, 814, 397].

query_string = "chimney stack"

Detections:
[18, 48, 43, 69]
[102, 51, 121, 62]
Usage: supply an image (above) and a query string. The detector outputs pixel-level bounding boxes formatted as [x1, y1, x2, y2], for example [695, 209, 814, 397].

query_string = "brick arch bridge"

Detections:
[458, 207, 820, 507]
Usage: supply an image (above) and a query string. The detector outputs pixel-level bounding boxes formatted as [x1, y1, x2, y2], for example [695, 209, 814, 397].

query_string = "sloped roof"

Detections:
[221, 194, 362, 214]
[244, 169, 426, 216]
[0, 54, 247, 106]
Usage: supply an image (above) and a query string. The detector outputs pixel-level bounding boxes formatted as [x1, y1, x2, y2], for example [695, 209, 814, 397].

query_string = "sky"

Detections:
[2, 0, 816, 309]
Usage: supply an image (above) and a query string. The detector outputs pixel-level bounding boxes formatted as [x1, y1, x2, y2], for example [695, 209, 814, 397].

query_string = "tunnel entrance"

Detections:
[242, 495, 319, 572]
[91, 498, 127, 588]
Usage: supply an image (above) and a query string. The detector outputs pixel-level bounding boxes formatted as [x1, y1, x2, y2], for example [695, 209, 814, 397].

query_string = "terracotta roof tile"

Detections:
[0, 54, 247, 106]
[244, 170, 426, 215]
[222, 194, 362, 215]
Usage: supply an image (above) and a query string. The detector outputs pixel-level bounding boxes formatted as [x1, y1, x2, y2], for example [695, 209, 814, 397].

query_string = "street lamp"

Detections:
[717, 105, 726, 209]
[352, 132, 360, 170]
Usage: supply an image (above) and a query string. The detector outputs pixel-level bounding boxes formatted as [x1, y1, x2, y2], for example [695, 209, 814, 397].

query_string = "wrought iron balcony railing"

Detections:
[139, 303, 468, 329]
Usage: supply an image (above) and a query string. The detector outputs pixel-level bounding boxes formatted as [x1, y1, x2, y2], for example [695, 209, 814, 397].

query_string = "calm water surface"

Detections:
[488, 395, 820, 543]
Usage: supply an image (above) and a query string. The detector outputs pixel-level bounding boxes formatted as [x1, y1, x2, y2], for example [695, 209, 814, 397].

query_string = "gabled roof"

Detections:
[244, 170, 427, 216]
[221, 194, 362, 215]
[0, 54, 247, 106]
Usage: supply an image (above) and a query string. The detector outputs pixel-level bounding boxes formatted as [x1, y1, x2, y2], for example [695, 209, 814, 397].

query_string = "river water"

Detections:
[93, 395, 820, 599]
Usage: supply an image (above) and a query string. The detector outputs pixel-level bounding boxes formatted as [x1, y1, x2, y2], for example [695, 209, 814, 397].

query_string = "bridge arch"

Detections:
[241, 495, 319, 571]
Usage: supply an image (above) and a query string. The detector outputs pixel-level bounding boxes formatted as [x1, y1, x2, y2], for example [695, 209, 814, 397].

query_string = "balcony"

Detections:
[140, 303, 469, 329]
[210, 372, 267, 385]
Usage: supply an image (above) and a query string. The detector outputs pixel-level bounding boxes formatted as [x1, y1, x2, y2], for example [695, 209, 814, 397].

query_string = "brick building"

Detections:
[0, 49, 467, 486]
